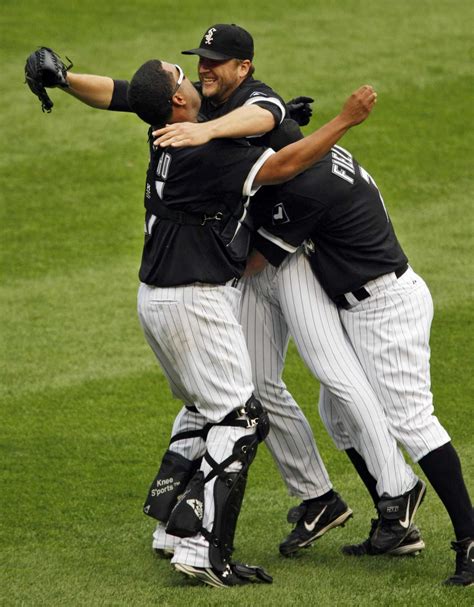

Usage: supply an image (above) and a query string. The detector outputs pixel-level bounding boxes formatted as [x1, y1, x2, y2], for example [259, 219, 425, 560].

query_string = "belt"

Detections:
[153, 206, 224, 226]
[335, 264, 408, 309]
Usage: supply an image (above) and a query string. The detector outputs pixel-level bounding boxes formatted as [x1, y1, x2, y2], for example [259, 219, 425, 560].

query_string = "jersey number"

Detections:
[156, 152, 172, 180]
[155, 152, 172, 200]
[359, 166, 389, 221]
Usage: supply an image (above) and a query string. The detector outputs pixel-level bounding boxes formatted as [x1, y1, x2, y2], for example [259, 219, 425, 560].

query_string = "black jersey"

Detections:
[139, 137, 274, 287]
[253, 145, 408, 299]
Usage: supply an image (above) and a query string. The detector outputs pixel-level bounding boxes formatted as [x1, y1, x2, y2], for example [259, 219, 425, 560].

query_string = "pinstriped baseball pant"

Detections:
[242, 248, 417, 498]
[137, 281, 257, 568]
[319, 267, 451, 461]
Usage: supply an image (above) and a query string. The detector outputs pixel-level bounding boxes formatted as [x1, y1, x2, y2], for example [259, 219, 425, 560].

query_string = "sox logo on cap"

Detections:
[204, 28, 217, 45]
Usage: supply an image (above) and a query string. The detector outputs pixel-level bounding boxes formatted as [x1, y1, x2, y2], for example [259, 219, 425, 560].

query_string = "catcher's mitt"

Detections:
[24, 47, 73, 113]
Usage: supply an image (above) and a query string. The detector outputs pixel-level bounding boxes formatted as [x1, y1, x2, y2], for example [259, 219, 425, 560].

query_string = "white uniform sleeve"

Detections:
[242, 148, 276, 196]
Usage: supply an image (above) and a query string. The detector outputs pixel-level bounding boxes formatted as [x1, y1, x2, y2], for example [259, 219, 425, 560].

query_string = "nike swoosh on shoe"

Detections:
[304, 505, 327, 532]
[399, 495, 411, 529]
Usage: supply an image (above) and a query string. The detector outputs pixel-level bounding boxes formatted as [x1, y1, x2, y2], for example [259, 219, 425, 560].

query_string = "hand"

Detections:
[153, 122, 213, 148]
[340, 85, 377, 126]
[244, 250, 269, 276]
[286, 96, 314, 126]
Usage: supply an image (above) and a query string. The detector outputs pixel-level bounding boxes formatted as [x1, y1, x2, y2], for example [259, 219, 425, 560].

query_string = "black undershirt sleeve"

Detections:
[108, 79, 132, 112]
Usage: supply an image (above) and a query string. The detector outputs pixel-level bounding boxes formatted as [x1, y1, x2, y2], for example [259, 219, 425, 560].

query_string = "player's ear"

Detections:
[172, 91, 186, 107]
[238, 59, 251, 78]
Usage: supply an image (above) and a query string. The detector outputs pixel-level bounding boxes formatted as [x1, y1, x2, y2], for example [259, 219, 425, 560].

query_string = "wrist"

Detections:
[334, 113, 352, 130]
[207, 118, 223, 139]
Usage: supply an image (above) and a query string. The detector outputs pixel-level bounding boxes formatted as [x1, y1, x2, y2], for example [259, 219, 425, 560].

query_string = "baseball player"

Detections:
[239, 244, 425, 558]
[26, 28, 361, 557]
[147, 30, 427, 559]
[247, 142, 474, 586]
[143, 114, 428, 565]
[126, 59, 379, 586]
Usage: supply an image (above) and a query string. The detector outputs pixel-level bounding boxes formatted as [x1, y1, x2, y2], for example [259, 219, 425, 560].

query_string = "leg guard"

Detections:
[204, 393, 269, 572]
[165, 427, 261, 541]
[166, 395, 269, 570]
[143, 449, 201, 522]
[207, 434, 256, 572]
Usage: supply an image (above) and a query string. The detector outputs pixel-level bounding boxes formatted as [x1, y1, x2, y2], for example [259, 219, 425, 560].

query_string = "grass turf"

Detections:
[1, 0, 473, 604]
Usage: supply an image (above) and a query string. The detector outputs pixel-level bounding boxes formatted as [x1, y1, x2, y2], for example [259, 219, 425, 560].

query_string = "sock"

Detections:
[418, 442, 474, 540]
[305, 489, 335, 504]
[345, 448, 379, 507]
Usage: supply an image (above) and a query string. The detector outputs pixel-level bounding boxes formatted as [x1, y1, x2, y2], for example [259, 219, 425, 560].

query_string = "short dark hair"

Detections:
[127, 60, 174, 127]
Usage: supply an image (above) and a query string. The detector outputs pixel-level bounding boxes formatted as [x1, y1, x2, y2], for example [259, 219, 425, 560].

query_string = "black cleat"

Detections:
[443, 538, 474, 587]
[370, 479, 426, 554]
[342, 517, 425, 556]
[388, 525, 425, 556]
[174, 562, 273, 587]
[279, 492, 353, 557]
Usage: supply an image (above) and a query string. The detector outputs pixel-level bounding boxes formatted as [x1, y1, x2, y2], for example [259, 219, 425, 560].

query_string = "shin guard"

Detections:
[206, 434, 259, 572]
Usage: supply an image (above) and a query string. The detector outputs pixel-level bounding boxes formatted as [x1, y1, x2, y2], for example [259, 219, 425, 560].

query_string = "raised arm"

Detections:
[153, 104, 276, 147]
[24, 47, 131, 112]
[254, 85, 377, 186]
[65, 72, 115, 109]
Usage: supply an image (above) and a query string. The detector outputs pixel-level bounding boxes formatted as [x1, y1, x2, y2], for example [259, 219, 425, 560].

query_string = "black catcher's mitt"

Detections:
[24, 47, 73, 113]
[286, 96, 314, 126]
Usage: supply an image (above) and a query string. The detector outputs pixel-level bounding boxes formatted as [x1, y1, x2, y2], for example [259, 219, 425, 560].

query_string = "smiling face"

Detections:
[198, 57, 251, 104]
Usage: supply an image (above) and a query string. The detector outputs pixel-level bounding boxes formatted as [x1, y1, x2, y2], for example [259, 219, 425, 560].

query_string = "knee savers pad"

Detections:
[165, 469, 205, 538]
[143, 450, 201, 522]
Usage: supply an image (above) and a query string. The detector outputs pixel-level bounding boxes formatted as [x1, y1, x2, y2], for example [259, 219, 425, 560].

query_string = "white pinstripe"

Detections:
[138, 281, 256, 567]
[239, 262, 332, 498]
[321, 267, 451, 462]
[138, 282, 253, 422]
[241, 249, 417, 497]
[149, 255, 423, 557]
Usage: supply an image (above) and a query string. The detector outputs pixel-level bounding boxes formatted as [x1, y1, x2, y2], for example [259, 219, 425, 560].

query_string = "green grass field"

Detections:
[1, 1, 473, 605]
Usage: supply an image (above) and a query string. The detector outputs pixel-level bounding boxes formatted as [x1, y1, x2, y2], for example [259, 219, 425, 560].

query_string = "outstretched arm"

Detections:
[254, 85, 377, 186]
[64, 72, 116, 109]
[152, 105, 276, 147]
[24, 47, 131, 111]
